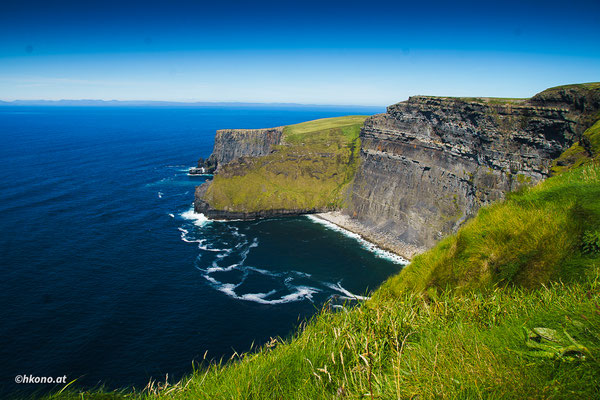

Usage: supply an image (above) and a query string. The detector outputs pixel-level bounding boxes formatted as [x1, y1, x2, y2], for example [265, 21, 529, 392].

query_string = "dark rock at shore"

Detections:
[192, 157, 217, 174]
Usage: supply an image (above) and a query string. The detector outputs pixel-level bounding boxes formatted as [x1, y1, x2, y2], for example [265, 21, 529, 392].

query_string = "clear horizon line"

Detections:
[0, 98, 388, 108]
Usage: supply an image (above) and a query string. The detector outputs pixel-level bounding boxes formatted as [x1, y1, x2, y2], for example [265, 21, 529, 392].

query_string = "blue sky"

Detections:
[1, 0, 599, 105]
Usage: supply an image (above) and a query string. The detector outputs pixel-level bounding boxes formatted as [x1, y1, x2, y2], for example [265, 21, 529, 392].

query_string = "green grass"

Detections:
[552, 118, 600, 174]
[46, 271, 600, 400]
[420, 95, 527, 105]
[283, 115, 368, 143]
[382, 162, 600, 296]
[202, 116, 366, 212]
[538, 82, 600, 93]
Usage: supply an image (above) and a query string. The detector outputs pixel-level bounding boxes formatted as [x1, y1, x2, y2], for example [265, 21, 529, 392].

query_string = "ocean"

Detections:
[0, 105, 404, 395]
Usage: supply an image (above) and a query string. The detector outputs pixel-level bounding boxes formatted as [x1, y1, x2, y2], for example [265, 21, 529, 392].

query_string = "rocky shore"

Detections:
[313, 211, 423, 260]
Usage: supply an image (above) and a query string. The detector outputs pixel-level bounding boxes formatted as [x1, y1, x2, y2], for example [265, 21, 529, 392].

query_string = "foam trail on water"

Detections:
[198, 243, 228, 252]
[178, 227, 226, 252]
[206, 262, 239, 273]
[306, 215, 408, 265]
[178, 227, 201, 244]
[208, 281, 319, 305]
[238, 238, 259, 263]
[242, 286, 318, 305]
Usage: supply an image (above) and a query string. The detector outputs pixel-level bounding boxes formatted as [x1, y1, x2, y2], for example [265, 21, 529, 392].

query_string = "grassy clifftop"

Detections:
[49, 145, 600, 400]
[201, 116, 366, 213]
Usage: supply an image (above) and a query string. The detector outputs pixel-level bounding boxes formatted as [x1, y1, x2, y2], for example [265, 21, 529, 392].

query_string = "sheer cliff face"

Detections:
[207, 127, 284, 170]
[345, 97, 577, 252]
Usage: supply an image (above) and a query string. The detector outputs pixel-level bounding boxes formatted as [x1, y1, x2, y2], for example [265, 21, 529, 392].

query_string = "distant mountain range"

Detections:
[0, 99, 384, 110]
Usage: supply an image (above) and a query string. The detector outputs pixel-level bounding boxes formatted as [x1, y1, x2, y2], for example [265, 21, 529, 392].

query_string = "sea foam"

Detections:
[306, 215, 408, 265]
[180, 208, 209, 227]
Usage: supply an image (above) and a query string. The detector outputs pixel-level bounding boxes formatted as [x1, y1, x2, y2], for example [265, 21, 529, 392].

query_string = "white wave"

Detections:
[218, 283, 239, 298]
[202, 274, 220, 285]
[206, 263, 239, 273]
[168, 213, 175, 218]
[268, 286, 318, 304]
[187, 173, 213, 177]
[201, 260, 319, 305]
[238, 290, 277, 303]
[198, 243, 227, 252]
[180, 208, 209, 227]
[158, 191, 163, 198]
[306, 215, 408, 265]
[178, 227, 203, 244]
[178, 227, 226, 251]
[324, 282, 369, 301]
[214, 283, 318, 305]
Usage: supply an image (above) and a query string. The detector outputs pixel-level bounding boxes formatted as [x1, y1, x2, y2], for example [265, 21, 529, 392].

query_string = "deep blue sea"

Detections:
[0, 106, 404, 396]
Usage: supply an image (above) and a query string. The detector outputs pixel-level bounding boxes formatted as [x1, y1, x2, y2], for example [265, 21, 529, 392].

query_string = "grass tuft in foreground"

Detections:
[48, 272, 600, 399]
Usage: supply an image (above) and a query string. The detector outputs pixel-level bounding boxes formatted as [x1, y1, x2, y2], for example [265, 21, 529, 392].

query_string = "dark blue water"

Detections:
[0, 106, 403, 395]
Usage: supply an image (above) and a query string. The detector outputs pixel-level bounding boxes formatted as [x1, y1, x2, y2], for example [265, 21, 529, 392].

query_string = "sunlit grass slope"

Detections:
[553, 118, 600, 174]
[381, 162, 600, 296]
[47, 161, 600, 400]
[202, 116, 366, 212]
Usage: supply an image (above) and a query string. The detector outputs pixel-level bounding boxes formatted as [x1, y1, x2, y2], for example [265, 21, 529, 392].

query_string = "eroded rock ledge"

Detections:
[198, 127, 284, 173]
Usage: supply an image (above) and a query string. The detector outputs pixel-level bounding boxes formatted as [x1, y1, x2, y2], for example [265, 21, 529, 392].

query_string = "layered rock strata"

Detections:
[345, 96, 578, 254]
[194, 84, 599, 259]
[199, 127, 284, 172]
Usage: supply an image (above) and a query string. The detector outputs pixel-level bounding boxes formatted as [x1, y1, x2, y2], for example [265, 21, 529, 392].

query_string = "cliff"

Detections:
[194, 83, 599, 258]
[197, 127, 284, 173]
[345, 96, 580, 255]
[195, 116, 366, 219]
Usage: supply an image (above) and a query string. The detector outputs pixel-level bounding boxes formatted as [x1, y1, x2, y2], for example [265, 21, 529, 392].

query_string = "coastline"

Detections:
[312, 211, 424, 261]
